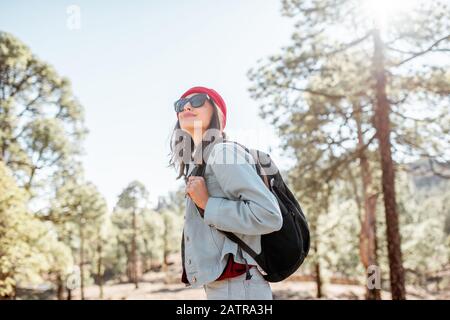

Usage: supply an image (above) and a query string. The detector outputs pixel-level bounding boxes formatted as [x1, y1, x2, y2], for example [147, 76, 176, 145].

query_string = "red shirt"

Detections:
[182, 254, 255, 284]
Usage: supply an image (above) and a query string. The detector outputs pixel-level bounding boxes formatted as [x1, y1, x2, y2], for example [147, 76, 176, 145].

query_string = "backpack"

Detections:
[188, 140, 310, 282]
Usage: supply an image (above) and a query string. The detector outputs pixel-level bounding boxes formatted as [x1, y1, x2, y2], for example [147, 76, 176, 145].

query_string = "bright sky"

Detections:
[0, 0, 295, 209]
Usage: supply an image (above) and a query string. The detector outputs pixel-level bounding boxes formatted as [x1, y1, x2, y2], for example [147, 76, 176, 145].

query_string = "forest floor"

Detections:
[71, 272, 383, 300]
[67, 255, 448, 300]
[70, 269, 446, 300]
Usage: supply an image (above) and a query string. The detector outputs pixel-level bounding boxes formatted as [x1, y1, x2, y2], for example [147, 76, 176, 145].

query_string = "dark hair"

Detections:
[168, 103, 226, 180]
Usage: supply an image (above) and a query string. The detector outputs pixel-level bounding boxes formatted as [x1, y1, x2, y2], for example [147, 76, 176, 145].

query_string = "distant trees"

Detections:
[0, 32, 184, 299]
[156, 188, 185, 268]
[114, 181, 149, 288]
[248, 0, 449, 299]
[397, 170, 450, 291]
[50, 178, 108, 299]
[110, 182, 183, 288]
[0, 31, 87, 299]
[0, 161, 73, 299]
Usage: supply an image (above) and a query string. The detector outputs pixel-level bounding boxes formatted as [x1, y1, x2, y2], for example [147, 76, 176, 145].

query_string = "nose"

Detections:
[183, 103, 192, 112]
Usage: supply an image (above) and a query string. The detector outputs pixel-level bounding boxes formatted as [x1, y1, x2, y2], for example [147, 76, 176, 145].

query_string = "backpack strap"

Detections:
[220, 231, 260, 261]
[186, 161, 207, 216]
[185, 140, 267, 275]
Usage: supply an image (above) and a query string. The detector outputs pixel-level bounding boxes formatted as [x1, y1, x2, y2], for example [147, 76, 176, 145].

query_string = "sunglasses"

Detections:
[174, 93, 214, 113]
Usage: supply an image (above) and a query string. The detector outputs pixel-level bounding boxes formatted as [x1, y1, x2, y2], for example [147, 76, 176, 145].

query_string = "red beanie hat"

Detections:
[178, 86, 227, 129]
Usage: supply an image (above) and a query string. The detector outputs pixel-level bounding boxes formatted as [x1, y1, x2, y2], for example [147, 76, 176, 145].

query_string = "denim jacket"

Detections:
[181, 140, 283, 288]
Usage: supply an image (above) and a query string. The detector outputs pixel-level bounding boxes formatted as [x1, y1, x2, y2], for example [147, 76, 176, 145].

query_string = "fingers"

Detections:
[187, 177, 203, 189]
[186, 176, 204, 196]
[186, 181, 197, 193]
[188, 176, 204, 183]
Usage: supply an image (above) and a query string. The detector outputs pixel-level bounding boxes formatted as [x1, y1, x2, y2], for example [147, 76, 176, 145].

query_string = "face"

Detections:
[178, 93, 214, 135]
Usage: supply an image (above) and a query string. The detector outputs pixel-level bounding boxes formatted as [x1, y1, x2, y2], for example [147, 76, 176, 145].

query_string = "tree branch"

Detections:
[283, 84, 346, 100]
[428, 158, 450, 179]
[323, 133, 377, 183]
[394, 35, 450, 67]
[325, 32, 372, 57]
[391, 109, 434, 123]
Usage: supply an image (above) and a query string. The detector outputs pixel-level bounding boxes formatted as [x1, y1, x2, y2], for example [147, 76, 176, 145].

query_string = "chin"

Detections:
[181, 119, 204, 130]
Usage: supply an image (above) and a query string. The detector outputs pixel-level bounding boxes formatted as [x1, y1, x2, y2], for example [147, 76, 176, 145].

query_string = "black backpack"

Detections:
[188, 140, 310, 282]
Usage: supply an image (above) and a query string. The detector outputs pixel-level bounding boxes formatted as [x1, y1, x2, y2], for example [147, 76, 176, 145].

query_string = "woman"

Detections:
[169, 86, 282, 300]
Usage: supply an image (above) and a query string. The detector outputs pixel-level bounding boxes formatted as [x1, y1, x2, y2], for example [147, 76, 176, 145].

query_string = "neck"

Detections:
[186, 127, 224, 150]
[188, 129, 224, 165]
[190, 129, 204, 148]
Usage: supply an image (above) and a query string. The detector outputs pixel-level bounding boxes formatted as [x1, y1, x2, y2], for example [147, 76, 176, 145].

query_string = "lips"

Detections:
[181, 111, 196, 118]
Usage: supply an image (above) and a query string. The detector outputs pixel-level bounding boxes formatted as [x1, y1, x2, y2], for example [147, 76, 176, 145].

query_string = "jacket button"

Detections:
[188, 259, 191, 265]
[192, 276, 197, 283]
[186, 236, 190, 242]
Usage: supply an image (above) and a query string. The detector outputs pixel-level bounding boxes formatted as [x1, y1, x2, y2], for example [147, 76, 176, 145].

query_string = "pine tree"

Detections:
[114, 181, 149, 289]
[0, 32, 87, 195]
[50, 179, 107, 299]
[0, 161, 73, 299]
[248, 0, 449, 299]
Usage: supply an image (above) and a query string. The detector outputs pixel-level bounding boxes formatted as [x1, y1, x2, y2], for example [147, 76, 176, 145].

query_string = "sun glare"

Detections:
[362, 0, 423, 28]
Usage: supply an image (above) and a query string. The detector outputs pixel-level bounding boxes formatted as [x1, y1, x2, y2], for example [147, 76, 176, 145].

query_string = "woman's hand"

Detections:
[186, 176, 210, 211]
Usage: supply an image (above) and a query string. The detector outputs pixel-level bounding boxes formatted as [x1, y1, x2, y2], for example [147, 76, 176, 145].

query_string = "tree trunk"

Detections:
[313, 238, 323, 298]
[163, 221, 169, 270]
[355, 103, 381, 300]
[315, 261, 322, 299]
[131, 208, 139, 289]
[122, 244, 133, 283]
[372, 29, 406, 300]
[97, 239, 104, 299]
[79, 223, 85, 300]
[56, 274, 64, 300]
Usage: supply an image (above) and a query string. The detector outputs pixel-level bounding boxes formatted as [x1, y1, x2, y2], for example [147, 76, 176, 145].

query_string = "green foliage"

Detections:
[111, 181, 162, 277]
[48, 177, 108, 292]
[301, 169, 450, 288]
[108, 182, 184, 278]
[248, 0, 450, 172]
[0, 161, 72, 297]
[247, 0, 450, 296]
[160, 209, 183, 258]
[0, 31, 87, 193]
[397, 172, 450, 286]
[156, 186, 186, 217]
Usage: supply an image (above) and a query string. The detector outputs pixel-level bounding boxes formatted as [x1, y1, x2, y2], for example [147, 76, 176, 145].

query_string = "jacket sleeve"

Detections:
[203, 142, 283, 235]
